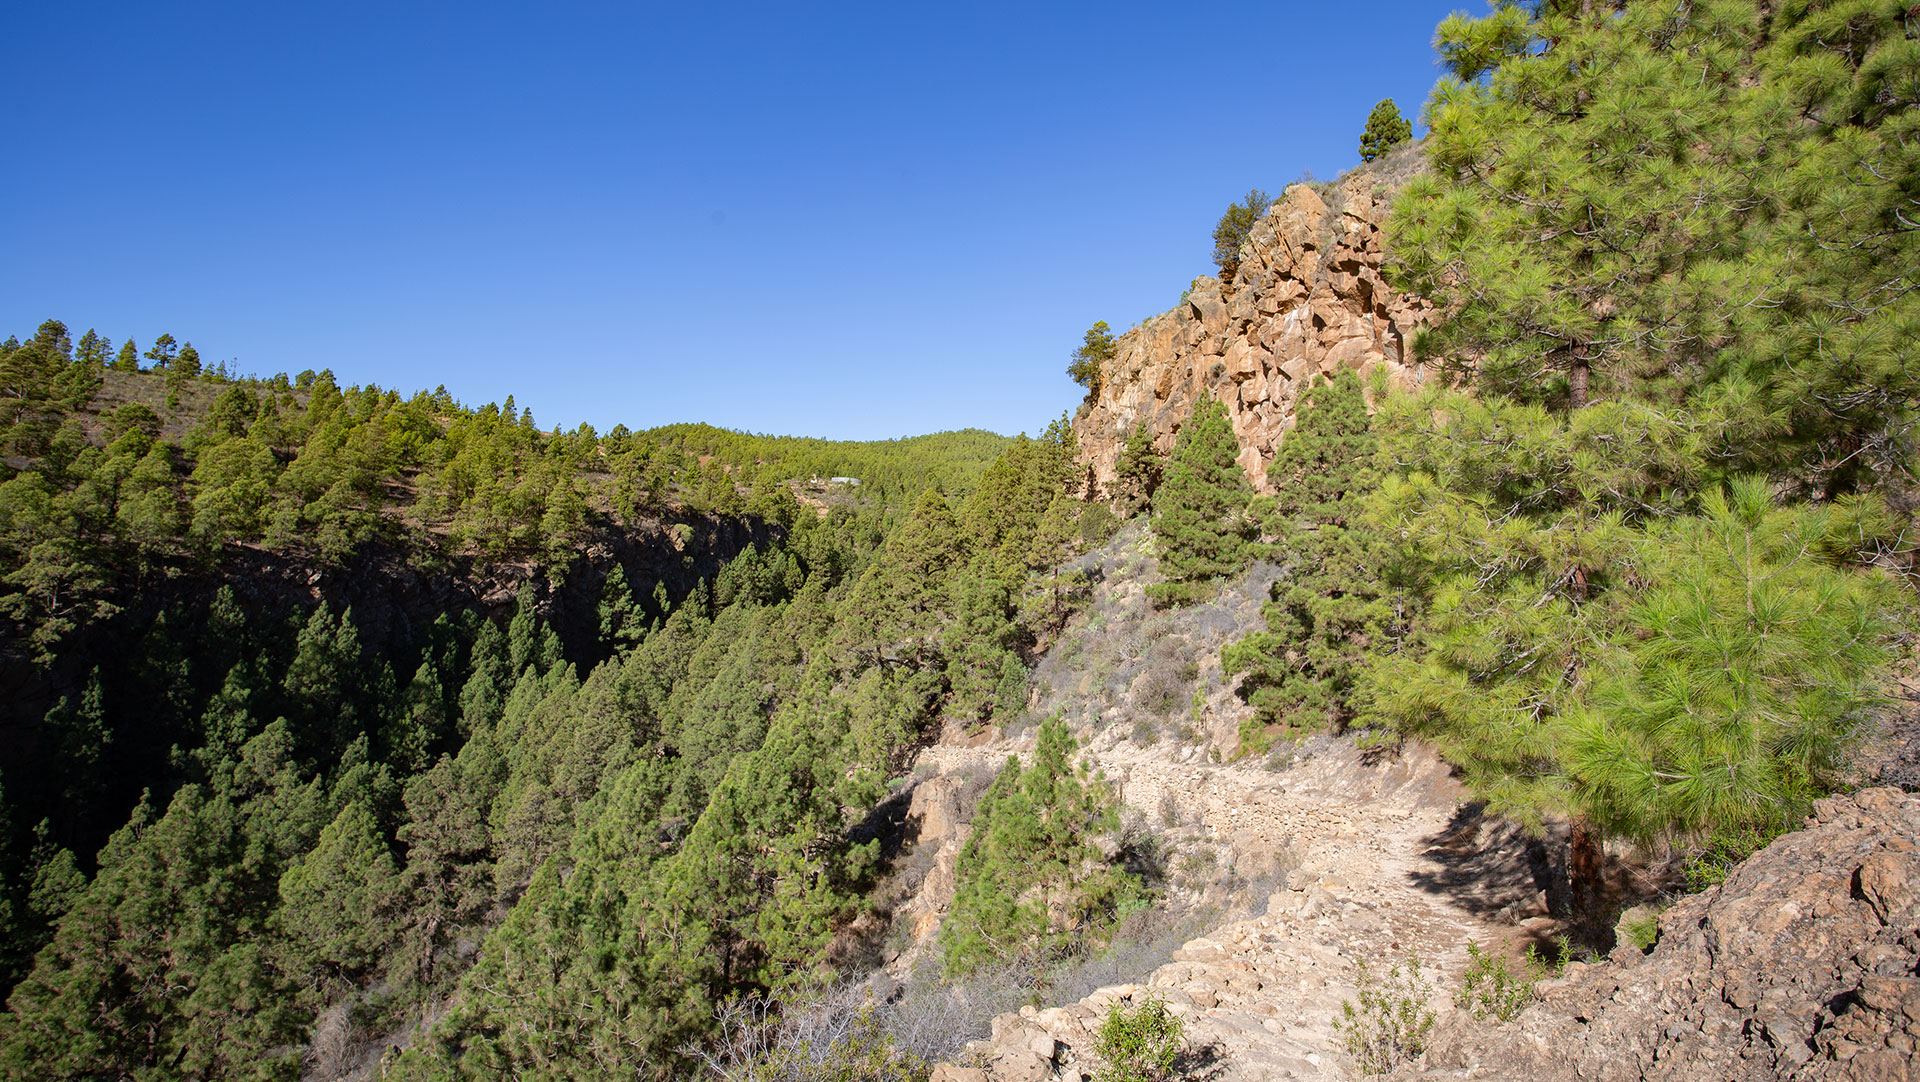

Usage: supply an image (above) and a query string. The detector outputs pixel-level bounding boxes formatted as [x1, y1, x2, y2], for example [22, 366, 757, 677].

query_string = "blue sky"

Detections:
[4, 1, 1467, 440]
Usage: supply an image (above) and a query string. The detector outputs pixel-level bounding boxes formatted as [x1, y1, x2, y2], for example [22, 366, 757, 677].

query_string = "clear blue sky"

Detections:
[4, 1, 1465, 440]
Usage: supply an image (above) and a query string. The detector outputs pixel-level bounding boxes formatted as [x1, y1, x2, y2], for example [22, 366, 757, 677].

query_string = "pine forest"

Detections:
[1, 2, 1916, 1080]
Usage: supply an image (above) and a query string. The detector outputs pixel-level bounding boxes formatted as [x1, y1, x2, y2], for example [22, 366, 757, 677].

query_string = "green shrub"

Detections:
[1092, 995, 1184, 1082]
[1335, 953, 1437, 1074]
[1680, 825, 1777, 891]
[1080, 501, 1121, 545]
[1454, 941, 1552, 1022]
[1236, 716, 1273, 760]
[1613, 905, 1663, 953]
[1210, 190, 1273, 281]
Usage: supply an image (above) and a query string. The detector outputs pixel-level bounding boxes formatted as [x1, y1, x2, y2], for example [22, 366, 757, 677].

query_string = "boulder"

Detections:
[1407, 788, 1920, 1081]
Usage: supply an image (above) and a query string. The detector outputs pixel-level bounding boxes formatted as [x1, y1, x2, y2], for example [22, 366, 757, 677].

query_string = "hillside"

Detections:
[0, 344, 1048, 1080]
[2, 0, 1917, 1079]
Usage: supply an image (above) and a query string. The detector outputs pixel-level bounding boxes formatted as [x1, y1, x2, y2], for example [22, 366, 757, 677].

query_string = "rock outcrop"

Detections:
[916, 735, 1544, 1081]
[1074, 150, 1431, 494]
[1410, 788, 1920, 1082]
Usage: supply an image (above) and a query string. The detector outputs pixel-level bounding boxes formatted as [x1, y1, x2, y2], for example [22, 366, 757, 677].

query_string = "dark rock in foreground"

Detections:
[1412, 788, 1920, 1082]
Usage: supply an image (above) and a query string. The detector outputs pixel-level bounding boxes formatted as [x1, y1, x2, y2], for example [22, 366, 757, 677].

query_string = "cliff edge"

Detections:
[1074, 147, 1430, 494]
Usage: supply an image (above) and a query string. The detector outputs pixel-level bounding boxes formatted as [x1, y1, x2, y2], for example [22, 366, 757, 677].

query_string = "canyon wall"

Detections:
[1074, 152, 1431, 493]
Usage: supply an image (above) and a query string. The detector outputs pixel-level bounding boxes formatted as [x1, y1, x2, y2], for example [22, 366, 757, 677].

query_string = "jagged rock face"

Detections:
[1074, 165, 1432, 494]
[1413, 788, 1920, 1082]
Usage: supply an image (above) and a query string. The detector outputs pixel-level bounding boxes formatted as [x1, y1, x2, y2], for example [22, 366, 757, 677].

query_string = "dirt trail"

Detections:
[915, 730, 1546, 1082]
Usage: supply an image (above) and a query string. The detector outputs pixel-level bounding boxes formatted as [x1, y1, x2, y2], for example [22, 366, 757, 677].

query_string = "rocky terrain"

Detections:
[1407, 787, 1920, 1082]
[901, 729, 1920, 1082]
[868, 493, 1920, 1082]
[904, 733, 1548, 1082]
[886, 533, 1920, 1081]
[1074, 146, 1432, 495]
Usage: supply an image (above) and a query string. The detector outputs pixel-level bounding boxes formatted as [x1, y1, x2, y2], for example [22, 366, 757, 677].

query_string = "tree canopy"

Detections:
[1068, 320, 1117, 397]
[1358, 98, 1412, 162]
[1210, 189, 1274, 282]
[1352, 0, 1915, 924]
[1223, 372, 1402, 750]
[1148, 396, 1254, 607]
[0, 358, 1113, 1078]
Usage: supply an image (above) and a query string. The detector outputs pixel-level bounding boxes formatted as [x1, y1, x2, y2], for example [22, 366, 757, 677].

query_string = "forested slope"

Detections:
[2, 0, 1918, 1079]
[0, 338, 1083, 1079]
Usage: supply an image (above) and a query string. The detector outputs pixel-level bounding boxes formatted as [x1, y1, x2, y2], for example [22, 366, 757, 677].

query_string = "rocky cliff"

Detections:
[1074, 147, 1431, 493]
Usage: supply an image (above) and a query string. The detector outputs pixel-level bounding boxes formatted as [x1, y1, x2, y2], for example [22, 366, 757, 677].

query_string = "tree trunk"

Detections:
[1568, 817, 1604, 927]
[1569, 350, 1591, 411]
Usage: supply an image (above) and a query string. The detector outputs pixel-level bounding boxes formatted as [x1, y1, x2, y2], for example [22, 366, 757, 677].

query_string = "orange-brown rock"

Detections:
[1074, 157, 1432, 493]
[1408, 788, 1920, 1082]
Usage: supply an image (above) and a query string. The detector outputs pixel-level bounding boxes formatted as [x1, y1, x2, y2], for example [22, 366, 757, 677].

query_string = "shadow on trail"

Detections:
[1405, 801, 1564, 920]
[1173, 1040, 1231, 1081]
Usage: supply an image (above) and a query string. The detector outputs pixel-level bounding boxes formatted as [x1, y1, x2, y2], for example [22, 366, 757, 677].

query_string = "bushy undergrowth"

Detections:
[1680, 825, 1780, 891]
[1092, 994, 1185, 1082]
[723, 904, 1217, 1072]
[1615, 906, 1663, 954]
[1335, 953, 1438, 1075]
[688, 988, 928, 1082]
[1454, 941, 1553, 1023]
[1028, 521, 1277, 742]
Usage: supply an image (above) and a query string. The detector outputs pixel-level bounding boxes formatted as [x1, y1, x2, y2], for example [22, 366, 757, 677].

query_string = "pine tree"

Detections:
[385, 659, 448, 773]
[0, 723, 327, 1080]
[1211, 189, 1273, 282]
[1357, 98, 1412, 162]
[1361, 389, 1674, 920]
[597, 563, 647, 652]
[1564, 479, 1895, 845]
[1067, 320, 1116, 396]
[1111, 422, 1164, 519]
[274, 800, 400, 995]
[172, 342, 202, 381]
[25, 821, 84, 941]
[1366, 0, 1915, 931]
[29, 321, 70, 360]
[459, 618, 509, 734]
[111, 340, 137, 372]
[837, 488, 961, 667]
[1031, 491, 1079, 575]
[284, 604, 365, 760]
[942, 552, 1022, 726]
[1148, 396, 1253, 607]
[395, 747, 501, 990]
[43, 671, 111, 814]
[72, 330, 109, 370]
[1390, 3, 1759, 411]
[142, 333, 178, 370]
[505, 584, 546, 676]
[1223, 373, 1398, 746]
[1389, 0, 1919, 470]
[942, 717, 1137, 975]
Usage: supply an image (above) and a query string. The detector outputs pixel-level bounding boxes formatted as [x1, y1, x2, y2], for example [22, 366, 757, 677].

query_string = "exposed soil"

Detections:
[910, 731, 1549, 1080]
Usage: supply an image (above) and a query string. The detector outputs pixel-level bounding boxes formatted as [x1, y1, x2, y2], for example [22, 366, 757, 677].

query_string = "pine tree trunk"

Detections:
[1569, 351, 1591, 411]
[1568, 817, 1603, 926]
